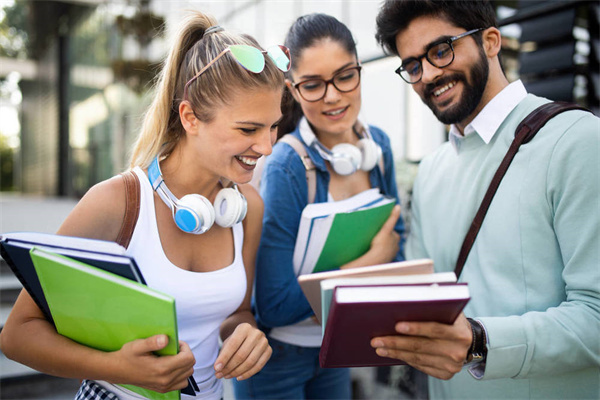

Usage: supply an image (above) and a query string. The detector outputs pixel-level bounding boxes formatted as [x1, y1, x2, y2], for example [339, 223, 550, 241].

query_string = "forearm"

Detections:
[1, 307, 120, 382]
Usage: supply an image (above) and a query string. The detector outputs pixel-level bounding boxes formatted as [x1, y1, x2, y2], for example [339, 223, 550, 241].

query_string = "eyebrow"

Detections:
[297, 61, 357, 80]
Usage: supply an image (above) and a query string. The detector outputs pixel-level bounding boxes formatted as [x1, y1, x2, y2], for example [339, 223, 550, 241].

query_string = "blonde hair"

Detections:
[129, 11, 285, 169]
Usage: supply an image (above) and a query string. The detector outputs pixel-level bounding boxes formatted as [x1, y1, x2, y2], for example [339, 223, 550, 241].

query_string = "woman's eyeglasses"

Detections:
[183, 44, 291, 100]
[291, 65, 362, 102]
[395, 28, 485, 84]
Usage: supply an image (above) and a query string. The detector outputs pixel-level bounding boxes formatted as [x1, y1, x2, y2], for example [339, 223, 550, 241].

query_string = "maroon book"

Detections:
[319, 283, 470, 368]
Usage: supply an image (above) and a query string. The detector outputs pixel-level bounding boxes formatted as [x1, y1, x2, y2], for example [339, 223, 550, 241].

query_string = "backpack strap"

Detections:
[116, 170, 141, 249]
[279, 134, 317, 204]
[454, 101, 591, 278]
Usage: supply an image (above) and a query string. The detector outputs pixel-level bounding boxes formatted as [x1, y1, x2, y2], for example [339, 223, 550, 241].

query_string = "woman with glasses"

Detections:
[0, 11, 288, 400]
[233, 13, 405, 400]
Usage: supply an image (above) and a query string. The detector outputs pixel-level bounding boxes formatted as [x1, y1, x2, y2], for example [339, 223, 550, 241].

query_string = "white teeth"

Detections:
[324, 108, 345, 116]
[236, 156, 258, 166]
[434, 82, 455, 97]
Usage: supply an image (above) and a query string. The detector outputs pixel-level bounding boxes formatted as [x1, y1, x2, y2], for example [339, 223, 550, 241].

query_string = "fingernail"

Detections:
[372, 339, 383, 347]
[214, 363, 222, 371]
[376, 348, 388, 357]
[157, 335, 167, 346]
[396, 323, 409, 333]
[224, 375, 231, 379]
[215, 372, 223, 379]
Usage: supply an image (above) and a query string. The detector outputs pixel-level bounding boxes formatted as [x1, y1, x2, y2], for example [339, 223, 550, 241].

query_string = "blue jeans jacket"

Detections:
[255, 123, 406, 329]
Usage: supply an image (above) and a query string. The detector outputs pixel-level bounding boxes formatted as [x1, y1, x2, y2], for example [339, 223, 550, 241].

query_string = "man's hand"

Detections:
[370, 313, 473, 380]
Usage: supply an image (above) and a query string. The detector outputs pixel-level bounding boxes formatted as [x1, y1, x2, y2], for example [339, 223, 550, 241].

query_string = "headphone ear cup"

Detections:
[175, 194, 215, 234]
[357, 138, 382, 171]
[214, 188, 247, 228]
[329, 143, 362, 175]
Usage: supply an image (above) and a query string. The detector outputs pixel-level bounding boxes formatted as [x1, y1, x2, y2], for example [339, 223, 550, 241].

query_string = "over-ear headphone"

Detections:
[299, 117, 382, 176]
[147, 155, 247, 234]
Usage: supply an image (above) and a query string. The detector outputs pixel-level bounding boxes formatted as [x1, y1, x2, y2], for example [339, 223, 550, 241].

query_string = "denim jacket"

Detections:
[255, 122, 406, 329]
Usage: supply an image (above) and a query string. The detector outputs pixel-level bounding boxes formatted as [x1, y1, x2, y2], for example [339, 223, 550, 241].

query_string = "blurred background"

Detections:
[0, 0, 598, 399]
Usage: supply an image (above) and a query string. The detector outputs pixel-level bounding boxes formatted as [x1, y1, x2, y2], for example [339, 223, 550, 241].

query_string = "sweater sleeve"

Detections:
[480, 113, 600, 380]
[254, 146, 314, 328]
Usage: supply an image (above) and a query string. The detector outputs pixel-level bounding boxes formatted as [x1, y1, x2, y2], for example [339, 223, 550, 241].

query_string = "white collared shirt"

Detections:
[449, 80, 528, 152]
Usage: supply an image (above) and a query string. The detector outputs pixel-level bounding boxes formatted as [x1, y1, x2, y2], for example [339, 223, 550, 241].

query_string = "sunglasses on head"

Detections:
[183, 44, 291, 100]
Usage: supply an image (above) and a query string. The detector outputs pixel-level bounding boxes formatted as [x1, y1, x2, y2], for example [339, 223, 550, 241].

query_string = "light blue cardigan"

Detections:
[408, 94, 600, 399]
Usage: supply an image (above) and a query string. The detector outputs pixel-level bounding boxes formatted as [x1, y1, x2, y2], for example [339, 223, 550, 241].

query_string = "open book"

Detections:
[293, 188, 396, 276]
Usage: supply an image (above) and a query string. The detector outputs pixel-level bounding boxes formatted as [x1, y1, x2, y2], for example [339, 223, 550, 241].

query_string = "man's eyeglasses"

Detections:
[291, 65, 362, 102]
[184, 44, 291, 100]
[395, 28, 485, 84]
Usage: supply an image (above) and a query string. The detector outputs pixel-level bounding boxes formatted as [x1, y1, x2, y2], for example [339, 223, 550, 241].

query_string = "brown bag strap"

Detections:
[279, 134, 318, 204]
[116, 170, 141, 249]
[454, 101, 591, 278]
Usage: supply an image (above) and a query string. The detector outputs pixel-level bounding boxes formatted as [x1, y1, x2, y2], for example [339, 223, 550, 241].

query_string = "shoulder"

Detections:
[57, 174, 127, 240]
[238, 183, 263, 230]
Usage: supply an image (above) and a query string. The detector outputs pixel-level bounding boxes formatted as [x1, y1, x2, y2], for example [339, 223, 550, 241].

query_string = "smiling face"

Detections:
[395, 16, 490, 128]
[191, 86, 283, 184]
[288, 38, 361, 145]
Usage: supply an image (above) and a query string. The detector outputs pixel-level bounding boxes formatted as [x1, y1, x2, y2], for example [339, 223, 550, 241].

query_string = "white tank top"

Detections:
[96, 167, 247, 399]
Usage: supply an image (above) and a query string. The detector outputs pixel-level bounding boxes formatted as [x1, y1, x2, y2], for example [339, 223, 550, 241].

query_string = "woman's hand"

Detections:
[112, 335, 195, 393]
[213, 322, 272, 381]
[341, 205, 401, 269]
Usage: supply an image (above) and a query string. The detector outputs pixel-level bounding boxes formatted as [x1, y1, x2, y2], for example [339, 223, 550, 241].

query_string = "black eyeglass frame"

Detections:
[395, 28, 485, 84]
[291, 65, 362, 102]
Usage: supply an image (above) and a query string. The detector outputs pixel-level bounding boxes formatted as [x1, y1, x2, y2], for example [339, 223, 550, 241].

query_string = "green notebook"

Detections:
[293, 188, 396, 275]
[30, 247, 180, 400]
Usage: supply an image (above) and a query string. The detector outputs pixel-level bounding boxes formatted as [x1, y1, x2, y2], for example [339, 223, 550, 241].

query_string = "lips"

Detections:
[433, 81, 456, 97]
[323, 105, 349, 117]
[235, 155, 258, 170]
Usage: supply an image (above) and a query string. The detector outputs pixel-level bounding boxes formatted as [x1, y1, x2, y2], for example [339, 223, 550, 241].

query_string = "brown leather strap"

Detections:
[454, 101, 591, 278]
[279, 134, 318, 204]
[116, 170, 140, 249]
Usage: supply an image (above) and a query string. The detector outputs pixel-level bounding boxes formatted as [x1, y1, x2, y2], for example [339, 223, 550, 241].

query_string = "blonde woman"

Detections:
[0, 11, 289, 400]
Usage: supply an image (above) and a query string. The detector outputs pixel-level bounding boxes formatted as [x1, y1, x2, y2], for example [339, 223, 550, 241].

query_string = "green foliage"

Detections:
[0, 1, 29, 58]
[0, 135, 15, 191]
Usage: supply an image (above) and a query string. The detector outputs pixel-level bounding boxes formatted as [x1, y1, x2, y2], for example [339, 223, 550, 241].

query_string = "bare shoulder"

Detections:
[57, 175, 128, 241]
[238, 183, 263, 233]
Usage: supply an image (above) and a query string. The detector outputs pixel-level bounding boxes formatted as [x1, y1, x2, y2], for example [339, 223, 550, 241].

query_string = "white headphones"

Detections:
[299, 117, 382, 176]
[147, 154, 247, 234]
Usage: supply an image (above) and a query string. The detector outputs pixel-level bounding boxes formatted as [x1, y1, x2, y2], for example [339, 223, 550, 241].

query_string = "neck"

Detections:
[159, 141, 222, 200]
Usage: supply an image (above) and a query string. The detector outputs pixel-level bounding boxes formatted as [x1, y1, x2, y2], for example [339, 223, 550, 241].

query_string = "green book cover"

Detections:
[312, 200, 395, 273]
[30, 247, 180, 400]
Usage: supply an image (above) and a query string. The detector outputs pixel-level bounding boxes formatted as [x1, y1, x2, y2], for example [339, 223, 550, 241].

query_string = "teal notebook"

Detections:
[30, 247, 180, 400]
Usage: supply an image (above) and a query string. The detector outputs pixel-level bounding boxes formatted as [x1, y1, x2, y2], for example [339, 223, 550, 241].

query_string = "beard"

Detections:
[421, 48, 489, 125]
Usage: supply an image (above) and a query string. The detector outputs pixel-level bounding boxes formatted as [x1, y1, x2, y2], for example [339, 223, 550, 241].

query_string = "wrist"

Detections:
[465, 318, 487, 365]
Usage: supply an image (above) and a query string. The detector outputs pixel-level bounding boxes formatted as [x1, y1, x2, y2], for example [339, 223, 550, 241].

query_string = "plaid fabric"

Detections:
[75, 380, 119, 400]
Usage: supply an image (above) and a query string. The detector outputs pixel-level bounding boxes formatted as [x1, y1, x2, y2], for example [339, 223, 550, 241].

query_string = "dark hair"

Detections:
[375, 0, 497, 55]
[278, 13, 358, 138]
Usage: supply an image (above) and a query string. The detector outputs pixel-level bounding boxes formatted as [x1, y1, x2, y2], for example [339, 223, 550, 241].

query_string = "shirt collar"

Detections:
[449, 80, 528, 152]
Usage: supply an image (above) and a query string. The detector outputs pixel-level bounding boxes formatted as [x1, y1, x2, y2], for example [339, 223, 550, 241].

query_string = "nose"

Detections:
[253, 128, 274, 156]
[420, 59, 443, 84]
[322, 81, 342, 103]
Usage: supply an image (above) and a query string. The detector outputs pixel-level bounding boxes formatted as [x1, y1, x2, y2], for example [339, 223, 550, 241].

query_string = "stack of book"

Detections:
[292, 188, 396, 276]
[298, 259, 470, 368]
[1, 232, 193, 400]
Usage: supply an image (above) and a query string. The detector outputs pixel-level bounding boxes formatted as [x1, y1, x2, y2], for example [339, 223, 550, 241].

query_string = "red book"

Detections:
[319, 283, 470, 368]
